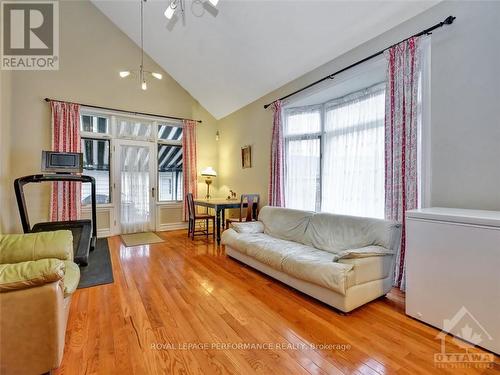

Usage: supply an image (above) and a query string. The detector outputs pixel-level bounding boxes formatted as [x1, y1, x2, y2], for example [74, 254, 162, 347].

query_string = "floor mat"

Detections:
[120, 232, 165, 247]
[78, 238, 114, 289]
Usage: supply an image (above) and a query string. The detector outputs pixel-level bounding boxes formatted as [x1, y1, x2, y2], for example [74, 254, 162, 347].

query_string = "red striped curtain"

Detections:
[182, 120, 198, 220]
[384, 36, 422, 291]
[268, 100, 285, 207]
[50, 101, 81, 221]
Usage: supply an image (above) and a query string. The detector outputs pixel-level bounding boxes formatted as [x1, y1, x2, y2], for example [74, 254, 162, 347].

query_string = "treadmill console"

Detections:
[41, 151, 83, 173]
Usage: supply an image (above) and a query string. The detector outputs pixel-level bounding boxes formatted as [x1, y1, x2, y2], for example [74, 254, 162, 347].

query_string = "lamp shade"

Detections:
[201, 167, 217, 177]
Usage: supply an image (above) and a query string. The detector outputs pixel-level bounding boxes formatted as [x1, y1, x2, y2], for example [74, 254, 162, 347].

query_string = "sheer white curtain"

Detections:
[284, 106, 321, 211]
[120, 145, 151, 233]
[322, 84, 385, 218]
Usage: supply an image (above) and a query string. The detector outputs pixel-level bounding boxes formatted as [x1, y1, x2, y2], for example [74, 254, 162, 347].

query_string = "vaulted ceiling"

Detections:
[92, 1, 438, 119]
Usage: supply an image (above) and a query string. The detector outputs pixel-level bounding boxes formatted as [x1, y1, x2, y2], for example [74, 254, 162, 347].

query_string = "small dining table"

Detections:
[193, 198, 258, 245]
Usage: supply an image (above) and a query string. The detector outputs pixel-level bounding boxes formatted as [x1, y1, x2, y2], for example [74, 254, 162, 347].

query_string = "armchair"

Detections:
[0, 231, 80, 375]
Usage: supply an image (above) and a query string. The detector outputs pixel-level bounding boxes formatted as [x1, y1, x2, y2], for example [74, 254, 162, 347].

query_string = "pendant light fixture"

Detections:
[119, 0, 162, 90]
[164, 0, 220, 21]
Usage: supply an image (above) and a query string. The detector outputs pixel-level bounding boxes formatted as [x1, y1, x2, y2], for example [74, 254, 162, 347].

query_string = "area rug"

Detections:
[120, 232, 165, 247]
[78, 238, 114, 289]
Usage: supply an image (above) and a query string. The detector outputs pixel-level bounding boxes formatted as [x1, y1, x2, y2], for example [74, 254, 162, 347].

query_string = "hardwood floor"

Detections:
[56, 231, 498, 375]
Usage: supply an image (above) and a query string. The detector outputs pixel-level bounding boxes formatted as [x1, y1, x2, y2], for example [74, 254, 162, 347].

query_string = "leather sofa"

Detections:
[0, 231, 80, 375]
[222, 206, 401, 312]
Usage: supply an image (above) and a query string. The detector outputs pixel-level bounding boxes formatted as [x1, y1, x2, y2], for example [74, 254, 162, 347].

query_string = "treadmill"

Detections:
[14, 155, 97, 266]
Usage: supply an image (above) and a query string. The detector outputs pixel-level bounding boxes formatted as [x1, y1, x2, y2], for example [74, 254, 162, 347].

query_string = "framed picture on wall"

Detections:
[241, 145, 252, 169]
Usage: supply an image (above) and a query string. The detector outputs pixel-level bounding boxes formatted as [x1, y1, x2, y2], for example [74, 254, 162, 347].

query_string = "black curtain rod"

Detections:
[44, 98, 203, 123]
[264, 15, 456, 109]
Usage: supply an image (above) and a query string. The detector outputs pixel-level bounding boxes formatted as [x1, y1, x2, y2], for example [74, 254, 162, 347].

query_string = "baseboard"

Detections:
[157, 222, 188, 232]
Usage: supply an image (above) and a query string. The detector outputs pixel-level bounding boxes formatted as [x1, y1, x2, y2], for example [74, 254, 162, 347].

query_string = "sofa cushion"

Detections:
[0, 259, 65, 292]
[336, 245, 394, 259]
[258, 206, 313, 244]
[62, 261, 80, 297]
[0, 231, 74, 264]
[304, 212, 401, 253]
[231, 221, 265, 234]
[281, 249, 353, 295]
[223, 229, 313, 270]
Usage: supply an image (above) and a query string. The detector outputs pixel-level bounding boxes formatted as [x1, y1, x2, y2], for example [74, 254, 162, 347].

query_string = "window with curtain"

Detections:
[80, 114, 111, 205]
[283, 83, 385, 218]
[158, 123, 183, 201]
[284, 106, 322, 211]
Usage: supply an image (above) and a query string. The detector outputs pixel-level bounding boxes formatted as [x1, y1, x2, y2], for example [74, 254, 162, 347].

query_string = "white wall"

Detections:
[217, 1, 500, 211]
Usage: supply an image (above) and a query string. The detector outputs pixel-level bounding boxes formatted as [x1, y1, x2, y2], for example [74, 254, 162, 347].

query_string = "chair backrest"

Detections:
[186, 193, 195, 220]
[240, 194, 260, 221]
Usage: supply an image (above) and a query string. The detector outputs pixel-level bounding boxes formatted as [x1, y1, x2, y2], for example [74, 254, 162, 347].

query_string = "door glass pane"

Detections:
[117, 118, 152, 140]
[158, 144, 183, 201]
[120, 145, 151, 234]
[285, 138, 320, 211]
[81, 138, 110, 204]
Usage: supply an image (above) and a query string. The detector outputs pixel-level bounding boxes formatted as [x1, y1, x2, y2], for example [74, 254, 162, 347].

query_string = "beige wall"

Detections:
[0, 1, 218, 233]
[0, 69, 12, 234]
[217, 1, 500, 211]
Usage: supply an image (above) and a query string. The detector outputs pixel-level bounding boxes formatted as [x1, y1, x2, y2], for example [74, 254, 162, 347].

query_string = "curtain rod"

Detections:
[44, 98, 202, 123]
[264, 15, 456, 109]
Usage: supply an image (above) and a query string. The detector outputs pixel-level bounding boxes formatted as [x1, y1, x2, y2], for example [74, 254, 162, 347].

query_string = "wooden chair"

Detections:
[187, 193, 215, 240]
[226, 194, 260, 229]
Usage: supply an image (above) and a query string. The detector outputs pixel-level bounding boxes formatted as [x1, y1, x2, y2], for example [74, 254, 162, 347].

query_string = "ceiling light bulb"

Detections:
[164, 4, 175, 19]
[208, 0, 219, 7]
[152, 72, 163, 80]
[141, 81, 147, 90]
[119, 71, 130, 78]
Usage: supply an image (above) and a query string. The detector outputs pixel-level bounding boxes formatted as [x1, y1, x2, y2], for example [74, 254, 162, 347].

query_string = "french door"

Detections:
[114, 139, 156, 234]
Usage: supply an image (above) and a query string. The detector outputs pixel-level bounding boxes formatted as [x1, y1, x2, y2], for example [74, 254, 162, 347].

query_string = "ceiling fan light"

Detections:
[152, 72, 163, 80]
[164, 3, 176, 19]
[141, 81, 147, 90]
[208, 0, 219, 7]
[119, 71, 130, 78]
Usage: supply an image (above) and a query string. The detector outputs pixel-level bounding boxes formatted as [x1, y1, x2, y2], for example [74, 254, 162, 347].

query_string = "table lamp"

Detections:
[201, 167, 217, 199]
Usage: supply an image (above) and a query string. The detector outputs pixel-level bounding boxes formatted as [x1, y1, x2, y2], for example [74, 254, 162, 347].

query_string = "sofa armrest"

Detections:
[0, 259, 65, 292]
[0, 280, 67, 374]
[0, 231, 73, 264]
[231, 221, 265, 234]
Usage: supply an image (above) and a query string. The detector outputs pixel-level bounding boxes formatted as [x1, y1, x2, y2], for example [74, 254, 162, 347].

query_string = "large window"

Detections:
[158, 123, 183, 201]
[81, 115, 111, 205]
[284, 83, 385, 218]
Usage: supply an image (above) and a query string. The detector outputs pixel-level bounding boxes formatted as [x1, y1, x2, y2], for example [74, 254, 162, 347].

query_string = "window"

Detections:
[284, 83, 385, 218]
[158, 123, 183, 201]
[284, 106, 322, 211]
[82, 114, 109, 134]
[80, 114, 111, 205]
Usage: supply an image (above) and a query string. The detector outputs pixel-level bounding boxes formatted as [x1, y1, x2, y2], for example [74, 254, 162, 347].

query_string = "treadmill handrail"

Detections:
[14, 174, 98, 242]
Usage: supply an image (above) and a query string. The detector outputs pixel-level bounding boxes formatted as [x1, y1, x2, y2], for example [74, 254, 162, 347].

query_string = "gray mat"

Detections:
[77, 238, 114, 289]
